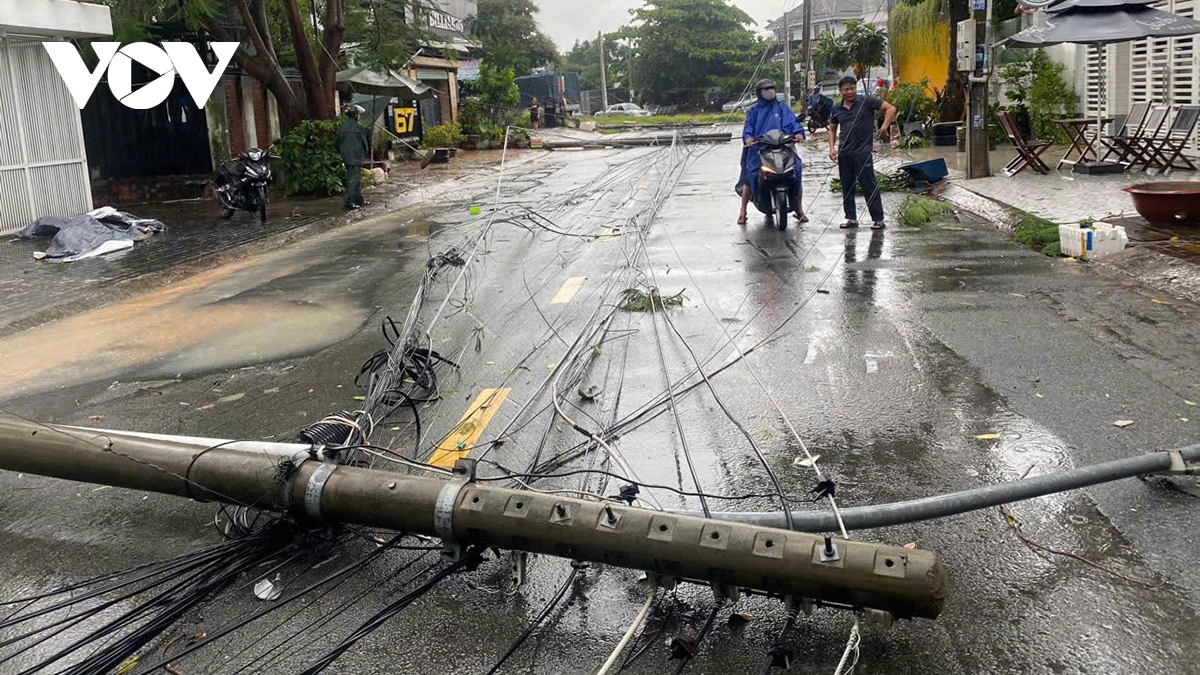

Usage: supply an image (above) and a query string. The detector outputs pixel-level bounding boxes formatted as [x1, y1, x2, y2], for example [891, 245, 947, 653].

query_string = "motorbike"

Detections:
[751, 129, 799, 231]
[214, 144, 278, 223]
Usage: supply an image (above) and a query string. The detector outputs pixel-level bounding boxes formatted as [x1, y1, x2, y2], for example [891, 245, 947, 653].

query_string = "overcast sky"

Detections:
[537, 0, 792, 51]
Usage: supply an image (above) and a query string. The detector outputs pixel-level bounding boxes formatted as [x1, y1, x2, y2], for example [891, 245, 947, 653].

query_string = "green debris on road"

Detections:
[619, 286, 686, 312]
[898, 195, 955, 228]
[830, 169, 911, 194]
[1012, 212, 1064, 257]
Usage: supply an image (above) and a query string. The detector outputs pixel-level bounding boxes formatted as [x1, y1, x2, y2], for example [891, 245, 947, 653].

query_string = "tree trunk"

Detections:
[202, 18, 306, 129]
[317, 0, 347, 119]
[281, 0, 331, 119]
[941, 0, 970, 122]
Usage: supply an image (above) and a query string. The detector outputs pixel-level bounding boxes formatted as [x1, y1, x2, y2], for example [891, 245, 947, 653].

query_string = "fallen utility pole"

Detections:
[544, 132, 733, 150]
[0, 417, 947, 620]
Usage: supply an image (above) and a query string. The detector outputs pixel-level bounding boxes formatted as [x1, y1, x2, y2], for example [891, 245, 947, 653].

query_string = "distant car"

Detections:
[597, 103, 650, 117]
[722, 96, 756, 113]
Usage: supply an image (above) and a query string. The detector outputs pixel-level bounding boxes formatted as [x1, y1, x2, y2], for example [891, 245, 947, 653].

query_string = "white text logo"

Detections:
[43, 42, 239, 110]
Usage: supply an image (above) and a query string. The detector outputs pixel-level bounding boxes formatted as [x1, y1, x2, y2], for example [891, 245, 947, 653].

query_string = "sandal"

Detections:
[839, 220, 858, 229]
[737, 214, 748, 225]
[871, 222, 887, 230]
[794, 212, 809, 223]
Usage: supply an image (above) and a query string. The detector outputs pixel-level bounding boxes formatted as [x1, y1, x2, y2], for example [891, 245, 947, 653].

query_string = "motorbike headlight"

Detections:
[760, 166, 775, 174]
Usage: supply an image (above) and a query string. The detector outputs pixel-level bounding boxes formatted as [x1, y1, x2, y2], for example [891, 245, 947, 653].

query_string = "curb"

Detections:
[934, 177, 1200, 307]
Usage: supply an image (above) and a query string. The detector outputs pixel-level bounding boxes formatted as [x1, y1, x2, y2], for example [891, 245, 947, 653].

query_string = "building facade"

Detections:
[0, 0, 112, 234]
[405, 0, 478, 127]
[767, 0, 892, 87]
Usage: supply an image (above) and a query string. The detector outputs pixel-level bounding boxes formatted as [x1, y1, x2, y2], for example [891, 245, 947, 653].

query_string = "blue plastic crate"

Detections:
[899, 159, 948, 184]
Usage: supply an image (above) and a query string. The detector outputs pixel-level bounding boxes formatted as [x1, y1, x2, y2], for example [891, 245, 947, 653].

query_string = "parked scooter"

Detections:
[214, 144, 278, 223]
[751, 129, 799, 231]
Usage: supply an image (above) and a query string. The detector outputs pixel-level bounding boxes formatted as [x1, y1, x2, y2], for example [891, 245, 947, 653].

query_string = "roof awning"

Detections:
[335, 67, 436, 100]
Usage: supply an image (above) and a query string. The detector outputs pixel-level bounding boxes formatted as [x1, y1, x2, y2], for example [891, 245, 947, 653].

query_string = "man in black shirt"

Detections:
[828, 76, 897, 229]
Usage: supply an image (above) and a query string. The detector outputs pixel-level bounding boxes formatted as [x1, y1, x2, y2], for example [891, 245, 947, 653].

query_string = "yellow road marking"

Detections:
[429, 388, 511, 467]
[550, 277, 587, 305]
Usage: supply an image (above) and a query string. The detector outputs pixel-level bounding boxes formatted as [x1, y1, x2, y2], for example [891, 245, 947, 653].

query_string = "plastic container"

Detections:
[1058, 222, 1128, 259]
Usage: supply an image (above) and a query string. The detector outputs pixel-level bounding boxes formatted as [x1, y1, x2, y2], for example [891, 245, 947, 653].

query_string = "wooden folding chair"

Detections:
[1142, 105, 1200, 172]
[1100, 102, 1149, 163]
[997, 111, 1052, 177]
[1118, 105, 1170, 171]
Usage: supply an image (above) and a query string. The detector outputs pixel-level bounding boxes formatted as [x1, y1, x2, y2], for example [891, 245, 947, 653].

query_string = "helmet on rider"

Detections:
[755, 79, 777, 102]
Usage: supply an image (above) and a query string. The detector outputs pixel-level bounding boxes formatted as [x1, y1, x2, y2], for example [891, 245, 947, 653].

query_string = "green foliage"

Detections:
[476, 63, 521, 108]
[889, 77, 938, 125]
[619, 287, 686, 312]
[345, 0, 434, 72]
[888, 0, 946, 74]
[830, 170, 912, 193]
[562, 34, 631, 93]
[813, 30, 847, 76]
[999, 49, 1077, 143]
[1012, 212, 1062, 255]
[898, 133, 931, 149]
[813, 21, 889, 83]
[619, 0, 767, 106]
[424, 123, 465, 149]
[898, 195, 954, 227]
[278, 119, 344, 196]
[469, 0, 559, 76]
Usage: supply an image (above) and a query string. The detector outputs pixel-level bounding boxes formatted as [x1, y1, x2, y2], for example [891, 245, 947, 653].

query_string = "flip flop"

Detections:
[839, 221, 858, 229]
[795, 213, 809, 223]
[871, 222, 887, 230]
[737, 215, 748, 225]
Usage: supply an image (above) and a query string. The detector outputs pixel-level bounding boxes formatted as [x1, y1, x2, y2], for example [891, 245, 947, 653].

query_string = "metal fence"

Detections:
[0, 36, 93, 235]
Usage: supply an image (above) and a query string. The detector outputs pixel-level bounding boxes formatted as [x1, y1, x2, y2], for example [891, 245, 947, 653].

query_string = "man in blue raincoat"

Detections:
[737, 79, 806, 225]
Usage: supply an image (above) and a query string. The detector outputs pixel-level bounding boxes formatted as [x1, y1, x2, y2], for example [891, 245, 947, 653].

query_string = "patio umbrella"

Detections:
[335, 67, 435, 100]
[1006, 0, 1200, 168]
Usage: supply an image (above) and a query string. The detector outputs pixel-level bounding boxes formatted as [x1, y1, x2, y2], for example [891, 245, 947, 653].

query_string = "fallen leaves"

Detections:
[1113, 420, 1135, 428]
[975, 433, 1001, 440]
[218, 393, 245, 403]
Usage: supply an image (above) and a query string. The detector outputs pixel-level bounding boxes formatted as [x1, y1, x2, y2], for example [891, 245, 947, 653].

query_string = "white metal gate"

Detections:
[1128, 0, 1200, 150]
[0, 36, 93, 235]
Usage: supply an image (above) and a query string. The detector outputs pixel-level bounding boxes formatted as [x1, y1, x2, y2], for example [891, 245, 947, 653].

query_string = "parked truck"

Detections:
[515, 72, 581, 127]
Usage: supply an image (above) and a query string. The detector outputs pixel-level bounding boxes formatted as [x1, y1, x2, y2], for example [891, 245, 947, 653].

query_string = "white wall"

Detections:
[0, 0, 112, 38]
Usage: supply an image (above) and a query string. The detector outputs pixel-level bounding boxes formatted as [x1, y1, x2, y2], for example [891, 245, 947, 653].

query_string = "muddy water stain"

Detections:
[0, 208, 434, 398]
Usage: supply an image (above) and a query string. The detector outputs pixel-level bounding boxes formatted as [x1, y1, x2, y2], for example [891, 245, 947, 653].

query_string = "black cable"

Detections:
[223, 549, 438, 675]
[298, 552, 481, 674]
[484, 567, 578, 675]
[134, 534, 408, 673]
[672, 604, 723, 675]
[474, 462, 810, 504]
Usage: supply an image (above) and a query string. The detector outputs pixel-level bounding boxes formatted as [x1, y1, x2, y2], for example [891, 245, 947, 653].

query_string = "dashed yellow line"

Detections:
[428, 388, 511, 467]
[550, 277, 587, 305]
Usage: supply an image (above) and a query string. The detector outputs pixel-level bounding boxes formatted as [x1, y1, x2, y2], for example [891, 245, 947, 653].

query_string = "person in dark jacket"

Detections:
[337, 104, 370, 210]
[736, 79, 806, 226]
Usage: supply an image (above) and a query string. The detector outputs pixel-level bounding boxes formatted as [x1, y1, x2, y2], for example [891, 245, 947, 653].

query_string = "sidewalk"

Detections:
[895, 146, 1200, 303]
[0, 151, 530, 337]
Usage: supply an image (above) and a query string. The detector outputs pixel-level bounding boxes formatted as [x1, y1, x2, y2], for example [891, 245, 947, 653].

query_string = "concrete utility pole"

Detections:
[801, 0, 813, 96]
[965, 0, 992, 179]
[628, 39, 635, 103]
[784, 12, 793, 106]
[599, 31, 609, 110]
[0, 417, 948, 620]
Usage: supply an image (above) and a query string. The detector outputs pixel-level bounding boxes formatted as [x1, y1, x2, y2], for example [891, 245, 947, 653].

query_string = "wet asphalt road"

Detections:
[0, 136, 1198, 674]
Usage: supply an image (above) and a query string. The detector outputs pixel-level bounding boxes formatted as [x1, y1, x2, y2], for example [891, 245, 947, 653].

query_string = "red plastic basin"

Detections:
[1123, 181, 1200, 227]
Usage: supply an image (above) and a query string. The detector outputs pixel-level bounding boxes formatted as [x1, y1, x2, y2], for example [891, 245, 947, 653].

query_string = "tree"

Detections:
[811, 21, 887, 88]
[561, 34, 629, 93]
[97, 0, 434, 127]
[620, 0, 769, 107]
[469, 0, 559, 76]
